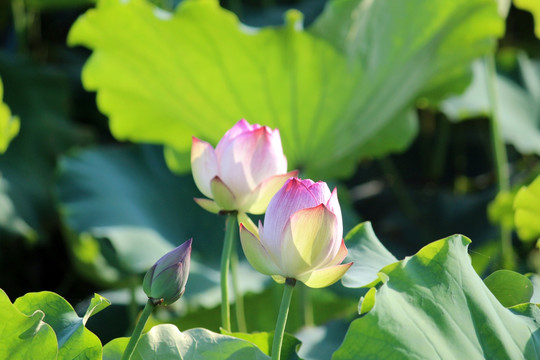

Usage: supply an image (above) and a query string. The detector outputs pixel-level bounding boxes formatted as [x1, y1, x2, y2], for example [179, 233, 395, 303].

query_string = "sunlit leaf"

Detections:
[14, 291, 107, 360]
[514, 174, 540, 242]
[83, 293, 112, 324]
[103, 325, 270, 359]
[487, 191, 516, 230]
[333, 235, 540, 359]
[295, 320, 349, 360]
[0, 77, 19, 154]
[484, 270, 534, 307]
[68, 0, 502, 178]
[0, 54, 90, 239]
[340, 222, 397, 288]
[0, 289, 58, 360]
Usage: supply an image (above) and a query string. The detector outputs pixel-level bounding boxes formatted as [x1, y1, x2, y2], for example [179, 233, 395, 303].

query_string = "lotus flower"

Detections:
[239, 178, 353, 288]
[143, 239, 191, 305]
[191, 119, 297, 215]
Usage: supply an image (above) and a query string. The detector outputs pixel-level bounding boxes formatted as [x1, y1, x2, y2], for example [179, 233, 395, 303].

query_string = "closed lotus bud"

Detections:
[239, 178, 353, 288]
[143, 239, 192, 305]
[191, 119, 297, 214]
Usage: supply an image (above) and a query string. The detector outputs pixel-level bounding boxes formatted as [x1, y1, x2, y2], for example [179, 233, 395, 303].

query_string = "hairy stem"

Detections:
[122, 299, 155, 360]
[484, 54, 514, 269]
[272, 278, 296, 360]
[230, 242, 247, 332]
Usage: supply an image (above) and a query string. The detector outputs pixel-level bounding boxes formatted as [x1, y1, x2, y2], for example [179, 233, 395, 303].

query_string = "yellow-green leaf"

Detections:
[0, 77, 19, 154]
[68, 0, 503, 178]
[514, 175, 540, 242]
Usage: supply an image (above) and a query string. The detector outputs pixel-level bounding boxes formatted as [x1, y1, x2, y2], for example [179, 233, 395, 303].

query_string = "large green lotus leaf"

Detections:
[340, 222, 397, 289]
[0, 53, 90, 240]
[0, 289, 58, 359]
[442, 58, 540, 156]
[103, 325, 270, 359]
[295, 320, 349, 360]
[514, 0, 540, 38]
[0, 76, 19, 154]
[514, 174, 540, 242]
[528, 274, 540, 304]
[333, 235, 540, 359]
[57, 144, 267, 310]
[310, 0, 503, 111]
[57, 145, 221, 278]
[68, 0, 502, 178]
[14, 291, 109, 360]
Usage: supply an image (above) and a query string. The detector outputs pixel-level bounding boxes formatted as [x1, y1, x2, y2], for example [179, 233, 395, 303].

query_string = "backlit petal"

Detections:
[191, 137, 218, 199]
[218, 126, 287, 198]
[319, 239, 348, 268]
[216, 119, 254, 154]
[248, 127, 288, 186]
[279, 204, 338, 277]
[242, 171, 298, 214]
[305, 181, 332, 204]
[193, 198, 220, 214]
[237, 212, 258, 235]
[264, 178, 323, 246]
[239, 224, 282, 276]
[299, 262, 353, 288]
[210, 176, 237, 211]
[326, 188, 343, 242]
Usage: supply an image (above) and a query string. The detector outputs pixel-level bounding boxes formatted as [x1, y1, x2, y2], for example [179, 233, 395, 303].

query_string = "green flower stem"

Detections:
[272, 278, 296, 360]
[220, 213, 237, 332]
[11, 0, 28, 52]
[230, 242, 247, 332]
[300, 283, 313, 327]
[128, 276, 139, 333]
[122, 299, 156, 360]
[484, 54, 514, 269]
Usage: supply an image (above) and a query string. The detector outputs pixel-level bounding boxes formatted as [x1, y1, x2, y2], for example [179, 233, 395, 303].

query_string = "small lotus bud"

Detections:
[143, 239, 192, 305]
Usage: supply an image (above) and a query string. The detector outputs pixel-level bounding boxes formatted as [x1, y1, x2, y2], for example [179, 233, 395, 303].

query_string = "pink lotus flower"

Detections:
[191, 119, 297, 214]
[239, 178, 353, 288]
